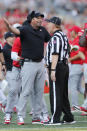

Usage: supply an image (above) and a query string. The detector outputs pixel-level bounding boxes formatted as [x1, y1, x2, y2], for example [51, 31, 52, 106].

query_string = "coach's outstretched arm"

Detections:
[4, 18, 20, 35]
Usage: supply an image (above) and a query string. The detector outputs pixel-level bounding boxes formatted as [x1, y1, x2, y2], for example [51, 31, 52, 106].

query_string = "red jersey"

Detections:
[70, 36, 83, 64]
[12, 37, 22, 67]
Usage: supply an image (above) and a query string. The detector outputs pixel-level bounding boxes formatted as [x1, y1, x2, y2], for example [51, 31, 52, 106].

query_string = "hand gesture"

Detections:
[51, 71, 56, 81]
[68, 58, 71, 63]
[3, 17, 20, 35]
[17, 56, 21, 61]
[3, 17, 10, 28]
[2, 65, 6, 76]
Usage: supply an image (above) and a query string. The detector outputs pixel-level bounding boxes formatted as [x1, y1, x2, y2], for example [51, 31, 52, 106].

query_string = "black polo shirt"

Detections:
[3, 43, 13, 71]
[19, 24, 51, 60]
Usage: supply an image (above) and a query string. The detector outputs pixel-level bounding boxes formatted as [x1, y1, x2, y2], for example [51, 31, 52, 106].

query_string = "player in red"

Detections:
[68, 23, 87, 114]
[4, 33, 22, 124]
[68, 26, 85, 112]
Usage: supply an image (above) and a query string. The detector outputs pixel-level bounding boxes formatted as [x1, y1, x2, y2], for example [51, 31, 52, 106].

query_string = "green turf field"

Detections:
[0, 93, 87, 131]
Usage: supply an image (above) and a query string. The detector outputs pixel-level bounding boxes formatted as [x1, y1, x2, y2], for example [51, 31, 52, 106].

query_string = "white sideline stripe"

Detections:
[0, 121, 87, 125]
[0, 127, 87, 130]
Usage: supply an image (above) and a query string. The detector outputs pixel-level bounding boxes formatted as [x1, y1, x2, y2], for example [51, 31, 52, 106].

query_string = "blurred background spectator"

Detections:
[0, 0, 87, 41]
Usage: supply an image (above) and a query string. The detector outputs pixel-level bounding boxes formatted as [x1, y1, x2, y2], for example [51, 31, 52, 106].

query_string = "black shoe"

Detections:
[62, 114, 74, 123]
[44, 120, 61, 125]
[44, 122, 61, 125]
[61, 120, 76, 124]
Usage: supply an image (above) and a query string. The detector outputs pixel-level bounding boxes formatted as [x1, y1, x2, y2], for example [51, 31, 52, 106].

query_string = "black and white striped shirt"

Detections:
[45, 30, 70, 67]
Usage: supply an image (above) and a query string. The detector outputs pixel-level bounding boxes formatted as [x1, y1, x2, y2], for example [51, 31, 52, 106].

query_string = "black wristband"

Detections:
[2, 62, 6, 65]
[51, 69, 56, 71]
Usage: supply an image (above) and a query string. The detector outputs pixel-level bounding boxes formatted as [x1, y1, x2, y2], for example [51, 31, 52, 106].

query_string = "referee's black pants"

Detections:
[51, 62, 74, 123]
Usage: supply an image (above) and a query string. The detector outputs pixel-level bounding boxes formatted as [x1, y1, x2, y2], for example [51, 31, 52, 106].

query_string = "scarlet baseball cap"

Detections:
[45, 17, 61, 26]
[69, 25, 81, 33]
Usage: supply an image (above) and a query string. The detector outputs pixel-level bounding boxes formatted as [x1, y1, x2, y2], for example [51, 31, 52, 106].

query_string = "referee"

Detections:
[45, 17, 75, 125]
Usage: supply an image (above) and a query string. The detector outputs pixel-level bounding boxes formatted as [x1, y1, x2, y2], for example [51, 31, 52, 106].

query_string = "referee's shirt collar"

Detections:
[53, 29, 62, 34]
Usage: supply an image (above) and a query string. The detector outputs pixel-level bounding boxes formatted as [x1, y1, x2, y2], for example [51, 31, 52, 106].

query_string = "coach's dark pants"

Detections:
[51, 62, 74, 123]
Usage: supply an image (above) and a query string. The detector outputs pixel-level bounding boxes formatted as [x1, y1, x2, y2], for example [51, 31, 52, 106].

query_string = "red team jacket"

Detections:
[12, 37, 22, 68]
[70, 36, 83, 65]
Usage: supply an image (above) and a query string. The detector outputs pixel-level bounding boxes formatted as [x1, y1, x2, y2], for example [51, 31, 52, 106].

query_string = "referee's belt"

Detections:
[24, 58, 42, 62]
[58, 59, 68, 65]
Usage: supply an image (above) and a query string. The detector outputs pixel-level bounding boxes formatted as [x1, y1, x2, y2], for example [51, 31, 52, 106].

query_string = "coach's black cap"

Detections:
[4, 32, 15, 39]
[46, 17, 61, 26]
[34, 11, 44, 18]
[27, 11, 44, 23]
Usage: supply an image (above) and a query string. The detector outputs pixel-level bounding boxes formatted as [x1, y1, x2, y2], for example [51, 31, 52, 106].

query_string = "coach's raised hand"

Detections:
[4, 17, 20, 35]
[4, 17, 10, 28]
